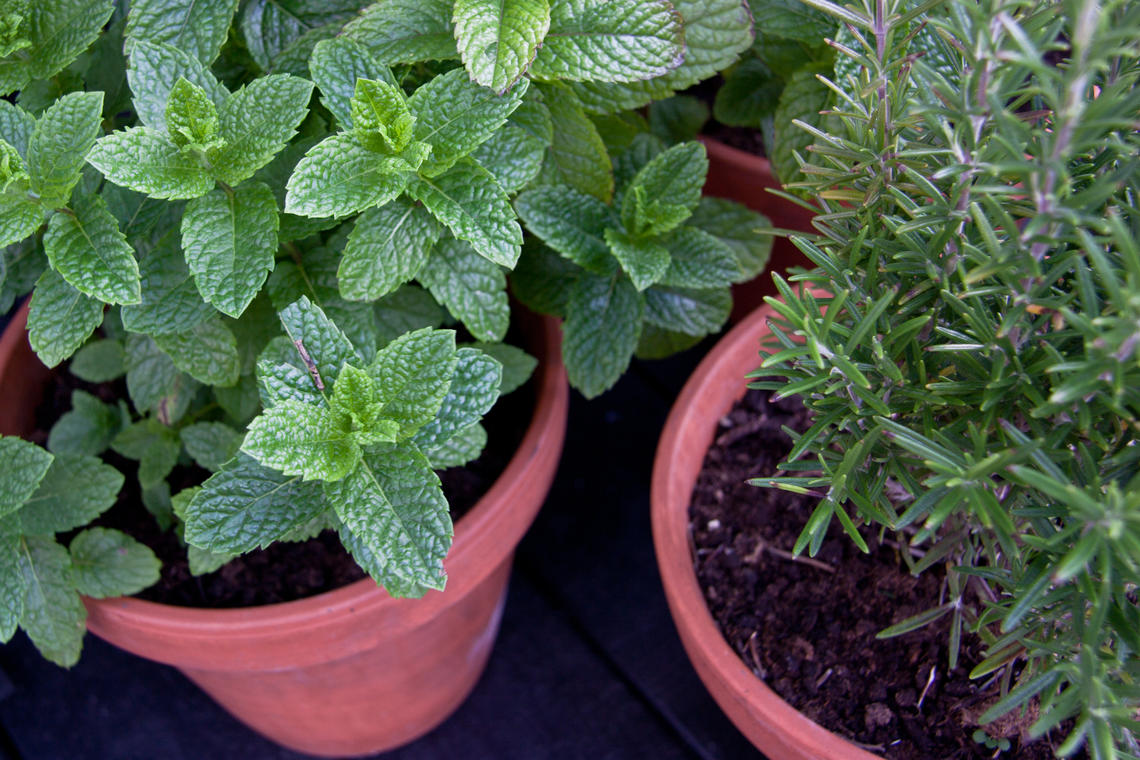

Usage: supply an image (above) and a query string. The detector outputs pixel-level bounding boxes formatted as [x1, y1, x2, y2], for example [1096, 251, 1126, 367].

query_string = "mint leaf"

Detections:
[0, 101, 34, 158]
[243, 400, 360, 481]
[463, 341, 535, 394]
[621, 141, 706, 237]
[121, 235, 214, 334]
[181, 181, 279, 317]
[649, 95, 709, 143]
[644, 284, 731, 336]
[257, 352, 324, 409]
[215, 373, 260, 426]
[0, 517, 26, 641]
[112, 419, 181, 489]
[343, 0, 457, 65]
[530, 0, 683, 83]
[604, 228, 669, 291]
[69, 339, 126, 383]
[0, 437, 53, 519]
[424, 422, 487, 469]
[87, 127, 214, 200]
[713, 57, 783, 127]
[340, 197, 441, 301]
[407, 158, 521, 268]
[47, 390, 123, 457]
[563, 274, 643, 397]
[184, 452, 329, 554]
[44, 194, 141, 305]
[368, 327, 457, 436]
[413, 346, 500, 450]
[508, 237, 581, 317]
[659, 226, 740, 289]
[242, 0, 365, 71]
[27, 269, 104, 368]
[470, 123, 547, 194]
[686, 197, 772, 280]
[635, 322, 702, 359]
[374, 284, 449, 345]
[69, 528, 160, 599]
[453, 0, 550, 94]
[27, 91, 103, 207]
[350, 78, 415, 153]
[124, 333, 198, 421]
[749, 0, 834, 45]
[309, 37, 396, 129]
[20, 454, 123, 534]
[165, 77, 223, 150]
[772, 65, 831, 186]
[153, 317, 241, 387]
[126, 40, 228, 132]
[515, 185, 617, 275]
[180, 422, 244, 471]
[18, 535, 86, 667]
[330, 364, 399, 446]
[124, 0, 236, 65]
[538, 84, 613, 202]
[278, 296, 360, 390]
[285, 133, 409, 218]
[417, 237, 509, 342]
[0, 196, 42, 249]
[3, 0, 115, 95]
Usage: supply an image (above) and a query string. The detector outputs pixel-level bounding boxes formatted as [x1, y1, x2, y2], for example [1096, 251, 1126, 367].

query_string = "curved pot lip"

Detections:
[699, 136, 775, 176]
[650, 302, 881, 760]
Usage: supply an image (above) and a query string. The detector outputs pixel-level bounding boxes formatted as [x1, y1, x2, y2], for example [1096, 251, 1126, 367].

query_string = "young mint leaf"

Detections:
[210, 74, 314, 186]
[124, 0, 236, 65]
[368, 327, 457, 436]
[27, 91, 103, 208]
[121, 235, 214, 334]
[604, 228, 669, 291]
[242, 0, 365, 71]
[165, 77, 223, 150]
[613, 132, 664, 203]
[309, 37, 397, 130]
[563, 273, 643, 397]
[374, 284, 449, 346]
[47, 390, 123, 457]
[27, 269, 104, 368]
[538, 83, 613, 202]
[5, 0, 115, 94]
[180, 422, 244, 471]
[350, 78, 415, 153]
[17, 535, 86, 667]
[126, 40, 229, 132]
[407, 158, 521, 268]
[0, 195, 42, 249]
[0, 101, 34, 158]
[184, 452, 329, 554]
[658, 226, 740, 289]
[649, 95, 710, 143]
[112, 419, 181, 489]
[463, 341, 536, 394]
[416, 237, 509, 342]
[278, 296, 360, 390]
[412, 346, 501, 450]
[515, 185, 618, 275]
[621, 141, 706, 237]
[686, 197, 772, 280]
[0, 516, 26, 641]
[243, 399, 360, 481]
[453, 0, 550, 94]
[284, 133, 409, 218]
[340, 197, 441, 301]
[469, 123, 546, 194]
[69, 338, 126, 383]
[153, 317, 241, 387]
[343, 0, 458, 65]
[0, 437, 54, 519]
[44, 194, 141, 305]
[69, 528, 160, 599]
[772, 65, 831, 186]
[19, 454, 123, 534]
[330, 364, 400, 446]
[643, 284, 731, 336]
[529, 0, 683, 83]
[87, 127, 214, 200]
[181, 181, 279, 317]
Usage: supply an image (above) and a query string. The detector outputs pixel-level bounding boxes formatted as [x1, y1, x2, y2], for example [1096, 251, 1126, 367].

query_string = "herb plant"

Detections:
[750, 0, 1140, 755]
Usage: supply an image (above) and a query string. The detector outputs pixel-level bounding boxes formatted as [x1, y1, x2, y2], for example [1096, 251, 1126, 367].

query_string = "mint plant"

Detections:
[750, 0, 1140, 755]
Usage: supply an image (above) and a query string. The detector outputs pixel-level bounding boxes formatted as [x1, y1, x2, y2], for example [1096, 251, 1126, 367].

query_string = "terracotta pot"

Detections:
[0, 302, 570, 758]
[650, 301, 880, 760]
[700, 138, 817, 322]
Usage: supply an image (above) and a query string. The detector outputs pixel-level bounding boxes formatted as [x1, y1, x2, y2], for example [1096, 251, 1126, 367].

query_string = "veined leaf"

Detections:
[47, 390, 123, 457]
[0, 102, 34, 159]
[643, 285, 730, 336]
[241, 0, 365, 71]
[18, 536, 86, 667]
[368, 327, 457, 436]
[563, 273, 643, 397]
[112, 419, 181, 488]
[243, 400, 360, 481]
[538, 83, 613, 202]
[771, 65, 831, 186]
[0, 516, 25, 640]
[515, 185, 617, 275]
[69, 528, 160, 599]
[343, 0, 457, 65]
[121, 235, 214, 335]
[87, 127, 214, 200]
[413, 347, 501, 450]
[154, 317, 241, 387]
[165, 77, 222, 151]
[27, 269, 104, 368]
[453, 0, 550, 93]
[340, 197, 441, 301]
[126, 40, 229, 132]
[309, 37, 397, 130]
[417, 237, 509, 342]
[44, 194, 140, 305]
[350, 78, 415, 153]
[180, 422, 244, 471]
[123, 333, 198, 421]
[686, 197, 772, 280]
[463, 341, 534, 394]
[69, 339, 126, 383]
[277, 296, 360, 390]
[27, 91, 103, 207]
[285, 133, 409, 218]
[211, 74, 315, 186]
[0, 0, 115, 96]
[620, 141, 706, 237]
[0, 437, 54, 519]
[604, 228, 669, 291]
[658, 226, 740, 289]
[124, 0, 237, 65]
[470, 122, 547, 194]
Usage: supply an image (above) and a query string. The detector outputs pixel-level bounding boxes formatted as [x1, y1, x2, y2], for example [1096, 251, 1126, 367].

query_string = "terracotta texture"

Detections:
[651, 302, 880, 760]
[0, 304, 570, 758]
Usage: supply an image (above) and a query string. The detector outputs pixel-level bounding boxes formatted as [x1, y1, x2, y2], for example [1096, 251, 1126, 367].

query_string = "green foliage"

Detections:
[751, 0, 1140, 755]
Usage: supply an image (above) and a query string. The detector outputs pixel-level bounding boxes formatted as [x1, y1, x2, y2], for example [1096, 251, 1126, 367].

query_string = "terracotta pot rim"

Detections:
[699, 136, 775, 175]
[650, 302, 881, 760]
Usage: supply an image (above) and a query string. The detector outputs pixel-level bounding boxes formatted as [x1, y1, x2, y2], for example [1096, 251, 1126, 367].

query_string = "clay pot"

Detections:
[700, 138, 817, 322]
[0, 302, 570, 758]
[650, 301, 880, 760]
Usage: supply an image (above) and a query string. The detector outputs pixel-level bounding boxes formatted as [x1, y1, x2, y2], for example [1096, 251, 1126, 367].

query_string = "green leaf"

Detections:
[69, 339, 126, 383]
[181, 181, 279, 317]
[112, 419, 181, 489]
[508, 237, 581, 316]
[184, 452, 329, 554]
[123, 333, 198, 421]
[350, 78, 415, 153]
[126, 40, 228, 132]
[453, 0, 550, 93]
[339, 197, 441, 301]
[464, 342, 535, 394]
[413, 346, 501, 450]
[686, 197, 772, 280]
[563, 274, 642, 397]
[0, 102, 35, 159]
[648, 95, 709, 143]
[243, 400, 360, 481]
[153, 317, 241, 387]
[417, 237, 509, 342]
[407, 159, 521, 268]
[284, 133, 409, 218]
[241, 0, 364, 71]
[374, 284, 449, 345]
[277, 296, 360, 390]
[538, 84, 613, 202]
[87, 127, 214, 200]
[0, 195, 43, 250]
[47, 390, 123, 457]
[20, 453, 122, 535]
[410, 68, 528, 176]
[368, 327, 457, 436]
[469, 123, 547, 194]
[44, 194, 140, 305]
[771, 65, 831, 186]
[309, 37, 396, 130]
[342, 0, 457, 65]
[124, 0, 236, 65]
[27, 269, 104, 368]
[643, 285, 730, 336]
[121, 235, 214, 334]
[424, 422, 486, 469]
[180, 422, 244, 471]
[210, 74, 315, 187]
[621, 141, 706, 237]
[18, 535, 86, 667]
[215, 373, 261, 425]
[604, 228, 669, 291]
[515, 185, 617, 274]
[164, 77, 223, 150]
[27, 92, 103, 207]
[0, 517, 26, 640]
[0, 437, 54, 519]
[658, 226, 740, 289]
[0, 0, 115, 96]
[329, 364, 400, 446]
[713, 57, 783, 127]
[69, 528, 160, 599]
[749, 0, 834, 45]
[634, 322, 702, 359]
[529, 0, 683, 83]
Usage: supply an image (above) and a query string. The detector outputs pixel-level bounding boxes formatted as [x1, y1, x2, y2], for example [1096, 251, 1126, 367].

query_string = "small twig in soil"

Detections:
[743, 537, 836, 573]
[917, 665, 937, 711]
[747, 631, 766, 678]
[716, 416, 769, 447]
[848, 738, 887, 753]
[815, 667, 834, 689]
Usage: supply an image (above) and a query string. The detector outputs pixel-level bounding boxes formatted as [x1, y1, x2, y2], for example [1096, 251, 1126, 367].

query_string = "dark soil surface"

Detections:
[688, 76, 768, 157]
[688, 388, 1066, 759]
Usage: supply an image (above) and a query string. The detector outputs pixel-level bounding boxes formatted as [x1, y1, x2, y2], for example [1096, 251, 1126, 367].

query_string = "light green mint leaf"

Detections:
[409, 68, 528, 176]
[8, 0, 115, 93]
[453, 0, 550, 94]
[336, 520, 430, 598]
[112, 419, 181, 489]
[243, 399, 360, 481]
[749, 0, 834, 45]
[342, 0, 457, 65]
[713, 57, 783, 127]
[257, 353, 324, 410]
[537, 83, 613, 202]
[126, 40, 229, 132]
[124, 333, 198, 420]
[772, 65, 831, 186]
[469, 123, 546, 194]
[153, 317, 241, 387]
[515, 185, 617, 275]
[324, 445, 450, 592]
[69, 339, 126, 383]
[350, 78, 415, 153]
[277, 296, 360, 390]
[659, 226, 740, 289]
[253, 137, 339, 243]
[69, 528, 160, 599]
[507, 237, 581, 317]
[47, 390, 123, 457]
[340, 198, 440, 302]
[604, 228, 669, 291]
[424, 422, 486, 469]
[330, 364, 400, 446]
[0, 138, 28, 192]
[187, 543, 234, 576]
[0, 516, 26, 641]
[686, 197, 772, 281]
[463, 341, 535, 394]
[529, 0, 682, 84]
[165, 77, 223, 150]
[635, 322, 702, 359]
[44, 194, 141, 305]
[374, 284, 449, 346]
[184, 452, 329, 554]
[643, 284, 730, 337]
[180, 422, 244, 471]
[412, 346, 500, 450]
[563, 273, 643, 397]
[308, 37, 397, 130]
[0, 195, 43, 250]
[368, 327, 457, 437]
[0, 437, 53, 519]
[124, 0, 236, 65]
[0, 102, 34, 159]
[242, 0, 365, 71]
[87, 127, 214, 200]
[20, 453, 123, 534]
[649, 95, 709, 143]
[406, 158, 521, 268]
[121, 235, 214, 334]
[18, 535, 86, 667]
[27, 269, 104, 368]
[181, 181, 279, 318]
[27, 91, 103, 208]
[416, 237, 509, 342]
[284, 133, 409, 218]
[621, 141, 706, 237]
[210, 74, 315, 187]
